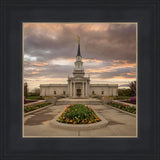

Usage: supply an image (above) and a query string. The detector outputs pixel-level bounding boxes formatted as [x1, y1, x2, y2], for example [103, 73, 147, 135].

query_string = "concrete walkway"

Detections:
[23, 104, 137, 137]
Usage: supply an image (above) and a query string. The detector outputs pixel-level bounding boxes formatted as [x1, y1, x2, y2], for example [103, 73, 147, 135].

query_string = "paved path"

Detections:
[23, 104, 137, 137]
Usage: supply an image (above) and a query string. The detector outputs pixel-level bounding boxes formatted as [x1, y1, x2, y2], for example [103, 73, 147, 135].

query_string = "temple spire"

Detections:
[77, 36, 81, 56]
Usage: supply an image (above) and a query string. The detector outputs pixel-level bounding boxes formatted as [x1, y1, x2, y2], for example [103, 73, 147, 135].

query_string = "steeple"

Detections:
[77, 36, 81, 56]
[73, 36, 84, 77]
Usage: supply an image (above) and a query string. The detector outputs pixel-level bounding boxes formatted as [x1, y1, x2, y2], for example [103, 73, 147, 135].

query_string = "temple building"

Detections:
[40, 37, 118, 98]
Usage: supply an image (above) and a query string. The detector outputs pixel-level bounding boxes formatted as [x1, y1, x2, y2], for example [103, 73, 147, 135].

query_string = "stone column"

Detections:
[70, 81, 72, 97]
[68, 81, 70, 96]
[73, 82, 76, 97]
[86, 81, 87, 97]
[72, 82, 73, 96]
[82, 82, 84, 97]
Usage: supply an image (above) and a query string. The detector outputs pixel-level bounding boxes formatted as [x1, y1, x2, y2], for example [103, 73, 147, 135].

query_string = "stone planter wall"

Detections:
[112, 100, 136, 108]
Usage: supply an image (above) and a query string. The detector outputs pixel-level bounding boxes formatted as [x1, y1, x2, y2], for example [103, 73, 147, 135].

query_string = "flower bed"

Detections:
[107, 101, 136, 114]
[57, 104, 101, 124]
[24, 102, 51, 113]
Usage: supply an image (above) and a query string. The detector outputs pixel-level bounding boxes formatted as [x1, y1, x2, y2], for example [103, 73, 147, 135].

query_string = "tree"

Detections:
[24, 82, 28, 97]
[34, 88, 40, 96]
[129, 81, 136, 96]
[118, 89, 131, 96]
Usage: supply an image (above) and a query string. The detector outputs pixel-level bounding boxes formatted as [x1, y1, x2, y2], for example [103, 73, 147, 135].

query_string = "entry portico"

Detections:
[68, 77, 90, 98]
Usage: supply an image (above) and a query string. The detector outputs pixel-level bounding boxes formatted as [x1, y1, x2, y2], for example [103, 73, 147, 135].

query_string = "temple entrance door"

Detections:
[77, 89, 81, 97]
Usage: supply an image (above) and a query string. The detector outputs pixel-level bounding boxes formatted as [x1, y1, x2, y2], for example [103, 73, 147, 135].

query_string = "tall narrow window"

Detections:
[63, 91, 65, 95]
[54, 91, 56, 95]
[102, 91, 104, 95]
[92, 91, 95, 95]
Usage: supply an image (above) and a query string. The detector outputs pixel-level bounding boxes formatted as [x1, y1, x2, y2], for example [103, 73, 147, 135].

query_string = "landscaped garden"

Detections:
[57, 104, 101, 124]
[107, 101, 136, 114]
[24, 102, 51, 113]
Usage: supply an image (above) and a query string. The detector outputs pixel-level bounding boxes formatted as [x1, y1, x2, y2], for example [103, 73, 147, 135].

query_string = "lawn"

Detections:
[57, 104, 101, 124]
[112, 96, 131, 100]
[26, 96, 44, 100]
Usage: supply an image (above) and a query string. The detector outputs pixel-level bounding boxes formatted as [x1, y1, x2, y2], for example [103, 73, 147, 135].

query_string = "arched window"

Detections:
[54, 91, 56, 95]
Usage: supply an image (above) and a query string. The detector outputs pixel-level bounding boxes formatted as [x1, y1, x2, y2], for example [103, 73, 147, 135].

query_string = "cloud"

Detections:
[23, 23, 136, 90]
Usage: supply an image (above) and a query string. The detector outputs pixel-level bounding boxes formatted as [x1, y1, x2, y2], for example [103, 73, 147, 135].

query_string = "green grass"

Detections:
[57, 104, 101, 124]
[26, 96, 43, 100]
[112, 96, 131, 100]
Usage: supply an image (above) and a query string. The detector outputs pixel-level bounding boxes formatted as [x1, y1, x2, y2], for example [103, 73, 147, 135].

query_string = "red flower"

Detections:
[91, 114, 94, 117]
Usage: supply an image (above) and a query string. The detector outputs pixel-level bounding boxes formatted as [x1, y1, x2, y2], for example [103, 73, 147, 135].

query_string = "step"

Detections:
[56, 98, 102, 105]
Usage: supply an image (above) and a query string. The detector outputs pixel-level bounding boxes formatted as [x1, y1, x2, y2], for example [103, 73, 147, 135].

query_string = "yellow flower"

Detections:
[57, 118, 59, 121]
[75, 109, 77, 111]
[89, 121, 91, 124]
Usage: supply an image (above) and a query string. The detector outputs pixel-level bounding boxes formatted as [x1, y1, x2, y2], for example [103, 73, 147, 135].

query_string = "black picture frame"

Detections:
[0, 0, 160, 160]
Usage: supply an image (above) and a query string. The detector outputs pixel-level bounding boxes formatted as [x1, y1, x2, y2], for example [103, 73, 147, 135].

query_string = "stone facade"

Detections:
[40, 38, 118, 98]
[40, 84, 68, 97]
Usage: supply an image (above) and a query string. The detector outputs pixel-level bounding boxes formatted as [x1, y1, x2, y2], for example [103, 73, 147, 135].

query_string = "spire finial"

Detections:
[77, 36, 80, 44]
[77, 36, 81, 56]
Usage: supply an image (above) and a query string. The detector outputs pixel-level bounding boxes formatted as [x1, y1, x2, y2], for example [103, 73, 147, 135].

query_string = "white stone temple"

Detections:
[40, 37, 118, 98]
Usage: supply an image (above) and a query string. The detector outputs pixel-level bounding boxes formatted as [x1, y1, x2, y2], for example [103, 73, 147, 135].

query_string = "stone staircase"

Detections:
[56, 98, 103, 105]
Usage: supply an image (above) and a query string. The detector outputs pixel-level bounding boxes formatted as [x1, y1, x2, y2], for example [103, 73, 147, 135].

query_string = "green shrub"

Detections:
[118, 89, 132, 96]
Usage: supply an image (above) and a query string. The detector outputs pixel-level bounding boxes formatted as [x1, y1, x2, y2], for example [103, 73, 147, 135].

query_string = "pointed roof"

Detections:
[77, 36, 81, 56]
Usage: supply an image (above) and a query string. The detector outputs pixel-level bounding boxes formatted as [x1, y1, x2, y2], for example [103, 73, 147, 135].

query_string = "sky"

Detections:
[23, 23, 137, 91]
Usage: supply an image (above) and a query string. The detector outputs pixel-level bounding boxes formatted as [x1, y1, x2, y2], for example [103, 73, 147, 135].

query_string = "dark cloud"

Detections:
[24, 23, 136, 62]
